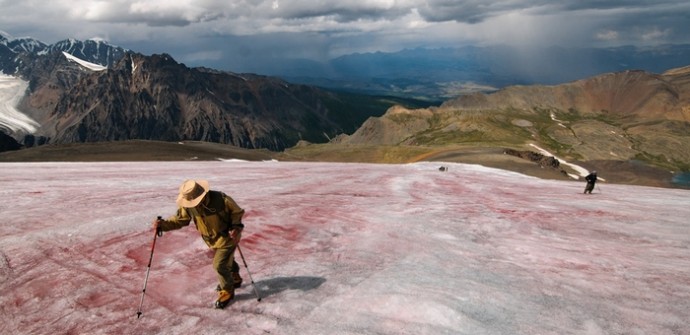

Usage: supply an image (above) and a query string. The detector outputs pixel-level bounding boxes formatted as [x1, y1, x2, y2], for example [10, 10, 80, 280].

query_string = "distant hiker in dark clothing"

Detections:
[584, 171, 597, 194]
[153, 179, 245, 309]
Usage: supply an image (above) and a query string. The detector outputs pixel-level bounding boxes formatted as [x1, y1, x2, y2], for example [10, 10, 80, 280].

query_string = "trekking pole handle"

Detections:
[156, 216, 163, 237]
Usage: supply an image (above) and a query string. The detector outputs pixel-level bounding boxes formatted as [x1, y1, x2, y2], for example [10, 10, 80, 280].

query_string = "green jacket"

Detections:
[159, 190, 245, 249]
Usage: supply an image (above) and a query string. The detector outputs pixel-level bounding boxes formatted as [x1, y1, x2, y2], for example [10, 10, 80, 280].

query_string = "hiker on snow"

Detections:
[153, 179, 245, 309]
[584, 171, 597, 194]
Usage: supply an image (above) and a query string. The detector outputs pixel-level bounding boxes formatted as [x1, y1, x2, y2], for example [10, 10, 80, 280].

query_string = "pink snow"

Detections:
[0, 161, 688, 335]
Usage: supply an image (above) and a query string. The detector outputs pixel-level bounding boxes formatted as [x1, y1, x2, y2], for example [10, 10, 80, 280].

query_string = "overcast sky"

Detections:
[2, 0, 690, 72]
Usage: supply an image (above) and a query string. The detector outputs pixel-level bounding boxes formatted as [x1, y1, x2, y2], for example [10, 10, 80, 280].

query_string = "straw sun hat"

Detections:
[176, 179, 209, 207]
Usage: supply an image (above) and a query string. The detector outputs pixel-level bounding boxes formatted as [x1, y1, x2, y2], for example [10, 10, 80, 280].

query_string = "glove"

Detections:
[229, 226, 242, 245]
[152, 216, 164, 236]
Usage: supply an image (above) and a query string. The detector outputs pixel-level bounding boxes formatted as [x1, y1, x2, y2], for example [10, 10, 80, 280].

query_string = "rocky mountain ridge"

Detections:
[17, 52, 342, 150]
[2, 36, 400, 151]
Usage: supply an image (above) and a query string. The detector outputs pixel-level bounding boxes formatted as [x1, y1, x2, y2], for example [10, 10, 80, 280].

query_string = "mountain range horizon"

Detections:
[4, 32, 690, 100]
[2, 34, 690, 190]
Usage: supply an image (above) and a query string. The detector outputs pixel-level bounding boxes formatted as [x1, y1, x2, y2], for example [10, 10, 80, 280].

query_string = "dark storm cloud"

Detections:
[415, 0, 688, 24]
[416, 0, 551, 23]
[1, 0, 689, 72]
[268, 1, 411, 22]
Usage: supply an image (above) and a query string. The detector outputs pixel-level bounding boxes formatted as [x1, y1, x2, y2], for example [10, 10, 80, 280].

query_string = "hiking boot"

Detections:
[216, 279, 242, 292]
[232, 272, 243, 288]
[215, 289, 234, 309]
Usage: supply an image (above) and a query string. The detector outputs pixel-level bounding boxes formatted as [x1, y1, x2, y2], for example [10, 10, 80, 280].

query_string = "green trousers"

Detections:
[213, 246, 240, 291]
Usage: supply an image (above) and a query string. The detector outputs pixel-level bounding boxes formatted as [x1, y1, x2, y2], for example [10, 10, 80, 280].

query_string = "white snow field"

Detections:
[0, 161, 688, 335]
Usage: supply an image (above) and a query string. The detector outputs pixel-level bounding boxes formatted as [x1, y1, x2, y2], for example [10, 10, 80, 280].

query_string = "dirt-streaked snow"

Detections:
[0, 161, 688, 335]
[0, 74, 38, 134]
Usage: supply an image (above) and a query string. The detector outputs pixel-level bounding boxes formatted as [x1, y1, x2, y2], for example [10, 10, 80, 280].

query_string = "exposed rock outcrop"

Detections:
[0, 132, 21, 152]
[503, 149, 569, 176]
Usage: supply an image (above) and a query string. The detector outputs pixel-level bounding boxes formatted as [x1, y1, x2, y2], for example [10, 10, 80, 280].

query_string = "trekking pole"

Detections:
[136, 216, 163, 319]
[237, 244, 262, 301]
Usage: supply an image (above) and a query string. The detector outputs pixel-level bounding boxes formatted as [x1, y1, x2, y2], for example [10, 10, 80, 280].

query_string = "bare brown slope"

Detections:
[441, 69, 690, 122]
[336, 67, 690, 172]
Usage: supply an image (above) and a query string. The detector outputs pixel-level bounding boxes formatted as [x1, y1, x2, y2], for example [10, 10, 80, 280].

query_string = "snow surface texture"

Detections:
[0, 161, 688, 335]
